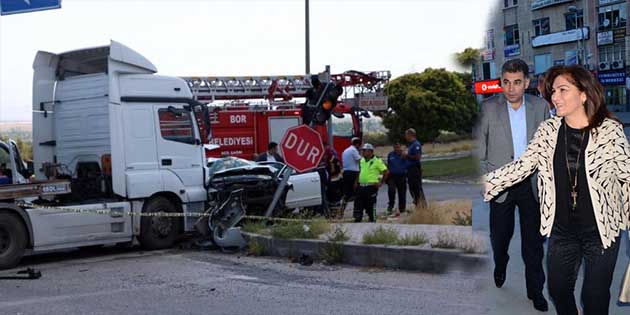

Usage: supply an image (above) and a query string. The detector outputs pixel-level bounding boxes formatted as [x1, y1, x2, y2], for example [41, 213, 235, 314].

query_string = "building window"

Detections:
[534, 54, 552, 75]
[599, 43, 625, 63]
[598, 3, 627, 31]
[505, 24, 520, 46]
[486, 29, 495, 50]
[533, 18, 550, 37]
[158, 108, 195, 144]
[504, 0, 518, 8]
[565, 9, 584, 30]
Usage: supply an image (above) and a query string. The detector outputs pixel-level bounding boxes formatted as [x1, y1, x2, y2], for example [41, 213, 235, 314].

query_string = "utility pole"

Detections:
[305, 0, 310, 74]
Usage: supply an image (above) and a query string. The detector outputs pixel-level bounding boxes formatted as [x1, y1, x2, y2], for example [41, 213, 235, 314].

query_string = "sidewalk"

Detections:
[473, 197, 630, 314]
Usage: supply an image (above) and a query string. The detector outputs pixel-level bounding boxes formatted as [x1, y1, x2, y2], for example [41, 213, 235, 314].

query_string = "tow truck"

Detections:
[0, 41, 244, 270]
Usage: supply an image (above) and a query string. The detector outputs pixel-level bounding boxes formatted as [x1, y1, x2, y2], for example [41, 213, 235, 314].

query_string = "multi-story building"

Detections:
[477, 0, 630, 115]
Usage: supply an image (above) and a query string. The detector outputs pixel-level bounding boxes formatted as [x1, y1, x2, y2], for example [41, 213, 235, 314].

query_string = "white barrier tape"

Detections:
[15, 202, 355, 223]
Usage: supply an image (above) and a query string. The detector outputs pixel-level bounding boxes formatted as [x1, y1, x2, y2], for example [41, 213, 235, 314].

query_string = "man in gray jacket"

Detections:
[476, 59, 550, 312]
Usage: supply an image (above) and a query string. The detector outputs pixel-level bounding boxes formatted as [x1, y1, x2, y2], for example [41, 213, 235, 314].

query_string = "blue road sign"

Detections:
[0, 0, 61, 16]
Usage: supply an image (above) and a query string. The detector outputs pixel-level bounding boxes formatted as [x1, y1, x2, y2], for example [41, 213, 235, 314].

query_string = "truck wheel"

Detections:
[139, 197, 180, 250]
[0, 212, 27, 270]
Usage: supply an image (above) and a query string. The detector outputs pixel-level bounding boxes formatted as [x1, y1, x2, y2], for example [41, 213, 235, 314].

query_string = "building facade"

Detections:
[478, 0, 630, 114]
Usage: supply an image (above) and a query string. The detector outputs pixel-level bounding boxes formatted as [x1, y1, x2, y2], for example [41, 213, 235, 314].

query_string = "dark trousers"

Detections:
[547, 224, 620, 315]
[327, 179, 343, 204]
[407, 165, 427, 208]
[317, 168, 329, 216]
[489, 181, 545, 298]
[354, 185, 378, 222]
[387, 173, 406, 211]
[342, 170, 359, 201]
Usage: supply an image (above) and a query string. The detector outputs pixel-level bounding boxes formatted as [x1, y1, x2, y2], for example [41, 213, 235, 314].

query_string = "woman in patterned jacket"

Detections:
[484, 65, 630, 315]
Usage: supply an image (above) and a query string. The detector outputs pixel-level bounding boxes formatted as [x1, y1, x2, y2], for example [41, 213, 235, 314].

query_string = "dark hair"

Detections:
[351, 138, 361, 146]
[502, 59, 529, 77]
[268, 142, 278, 150]
[542, 65, 614, 130]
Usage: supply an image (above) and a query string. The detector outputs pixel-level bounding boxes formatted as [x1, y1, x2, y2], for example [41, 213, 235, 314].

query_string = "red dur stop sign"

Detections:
[280, 125, 324, 173]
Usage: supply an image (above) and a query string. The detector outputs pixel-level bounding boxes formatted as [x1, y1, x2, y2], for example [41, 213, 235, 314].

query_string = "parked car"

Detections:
[207, 157, 321, 215]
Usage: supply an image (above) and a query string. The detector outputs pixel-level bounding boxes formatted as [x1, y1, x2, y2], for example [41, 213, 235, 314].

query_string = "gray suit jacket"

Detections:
[476, 93, 550, 203]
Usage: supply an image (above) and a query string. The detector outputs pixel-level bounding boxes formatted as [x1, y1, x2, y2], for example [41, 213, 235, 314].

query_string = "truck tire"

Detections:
[0, 212, 27, 270]
[139, 197, 180, 250]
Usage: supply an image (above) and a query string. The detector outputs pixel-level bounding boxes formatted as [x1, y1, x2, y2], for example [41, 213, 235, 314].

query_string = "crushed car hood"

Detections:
[212, 165, 276, 178]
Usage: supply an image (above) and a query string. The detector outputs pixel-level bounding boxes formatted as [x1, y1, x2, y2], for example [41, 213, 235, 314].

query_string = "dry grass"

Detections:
[403, 199, 472, 225]
[373, 140, 475, 158]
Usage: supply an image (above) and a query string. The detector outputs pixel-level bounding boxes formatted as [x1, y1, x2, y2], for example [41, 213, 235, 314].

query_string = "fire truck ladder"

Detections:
[180, 70, 391, 103]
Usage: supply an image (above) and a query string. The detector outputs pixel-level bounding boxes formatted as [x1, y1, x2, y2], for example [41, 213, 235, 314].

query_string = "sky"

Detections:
[0, 0, 493, 121]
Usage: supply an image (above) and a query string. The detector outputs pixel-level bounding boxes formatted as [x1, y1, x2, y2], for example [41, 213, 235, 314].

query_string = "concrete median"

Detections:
[242, 223, 488, 274]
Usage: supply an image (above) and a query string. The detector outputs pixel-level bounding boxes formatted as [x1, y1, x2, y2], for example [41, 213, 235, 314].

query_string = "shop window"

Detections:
[605, 86, 626, 112]
[534, 54, 552, 75]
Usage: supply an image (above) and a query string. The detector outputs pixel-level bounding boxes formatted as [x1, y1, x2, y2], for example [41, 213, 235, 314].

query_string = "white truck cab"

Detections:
[0, 41, 213, 269]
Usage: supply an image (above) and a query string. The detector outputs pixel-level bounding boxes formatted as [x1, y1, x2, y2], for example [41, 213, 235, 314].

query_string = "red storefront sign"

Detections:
[474, 80, 502, 94]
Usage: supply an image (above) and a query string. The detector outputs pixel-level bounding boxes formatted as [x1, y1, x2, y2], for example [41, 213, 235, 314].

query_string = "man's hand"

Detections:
[483, 181, 491, 198]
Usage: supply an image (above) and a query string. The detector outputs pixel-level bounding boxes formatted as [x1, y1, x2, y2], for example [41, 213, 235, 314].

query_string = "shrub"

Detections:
[430, 230, 458, 249]
[362, 226, 400, 245]
[270, 220, 330, 240]
[241, 220, 269, 234]
[247, 239, 266, 256]
[320, 242, 345, 265]
[396, 232, 428, 246]
[326, 225, 350, 243]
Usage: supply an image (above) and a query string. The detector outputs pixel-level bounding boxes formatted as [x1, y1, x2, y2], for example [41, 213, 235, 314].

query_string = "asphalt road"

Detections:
[0, 247, 489, 315]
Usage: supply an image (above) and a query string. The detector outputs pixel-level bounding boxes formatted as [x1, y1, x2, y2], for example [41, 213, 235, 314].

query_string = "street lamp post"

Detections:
[305, 0, 310, 74]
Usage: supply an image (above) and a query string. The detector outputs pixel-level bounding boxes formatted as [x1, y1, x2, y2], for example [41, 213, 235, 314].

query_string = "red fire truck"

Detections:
[181, 70, 390, 161]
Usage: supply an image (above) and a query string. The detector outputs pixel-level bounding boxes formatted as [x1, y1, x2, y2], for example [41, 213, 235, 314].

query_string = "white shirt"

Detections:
[342, 145, 361, 171]
[266, 153, 276, 162]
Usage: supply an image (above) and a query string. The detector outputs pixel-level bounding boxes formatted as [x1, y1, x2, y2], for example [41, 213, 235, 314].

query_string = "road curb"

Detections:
[242, 232, 488, 274]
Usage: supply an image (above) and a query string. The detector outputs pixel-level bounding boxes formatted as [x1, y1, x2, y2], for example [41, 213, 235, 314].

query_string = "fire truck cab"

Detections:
[204, 102, 361, 161]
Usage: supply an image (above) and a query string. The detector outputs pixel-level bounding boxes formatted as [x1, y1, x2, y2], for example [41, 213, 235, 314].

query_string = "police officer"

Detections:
[386, 142, 407, 217]
[403, 128, 427, 209]
[354, 143, 388, 223]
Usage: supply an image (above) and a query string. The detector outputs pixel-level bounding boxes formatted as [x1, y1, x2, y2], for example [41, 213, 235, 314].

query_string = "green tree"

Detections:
[382, 68, 478, 143]
[454, 47, 480, 69]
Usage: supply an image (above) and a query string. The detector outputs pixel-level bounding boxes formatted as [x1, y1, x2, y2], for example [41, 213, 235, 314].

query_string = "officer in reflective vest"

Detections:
[354, 143, 388, 222]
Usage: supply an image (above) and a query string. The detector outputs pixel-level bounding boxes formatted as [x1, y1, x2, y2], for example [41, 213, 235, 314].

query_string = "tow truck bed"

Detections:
[0, 180, 71, 200]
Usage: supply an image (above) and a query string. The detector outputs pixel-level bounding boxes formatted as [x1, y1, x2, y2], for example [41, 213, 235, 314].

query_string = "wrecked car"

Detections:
[206, 157, 322, 215]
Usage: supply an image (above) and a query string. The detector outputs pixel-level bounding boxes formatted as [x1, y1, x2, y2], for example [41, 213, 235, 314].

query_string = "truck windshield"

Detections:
[332, 113, 354, 137]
